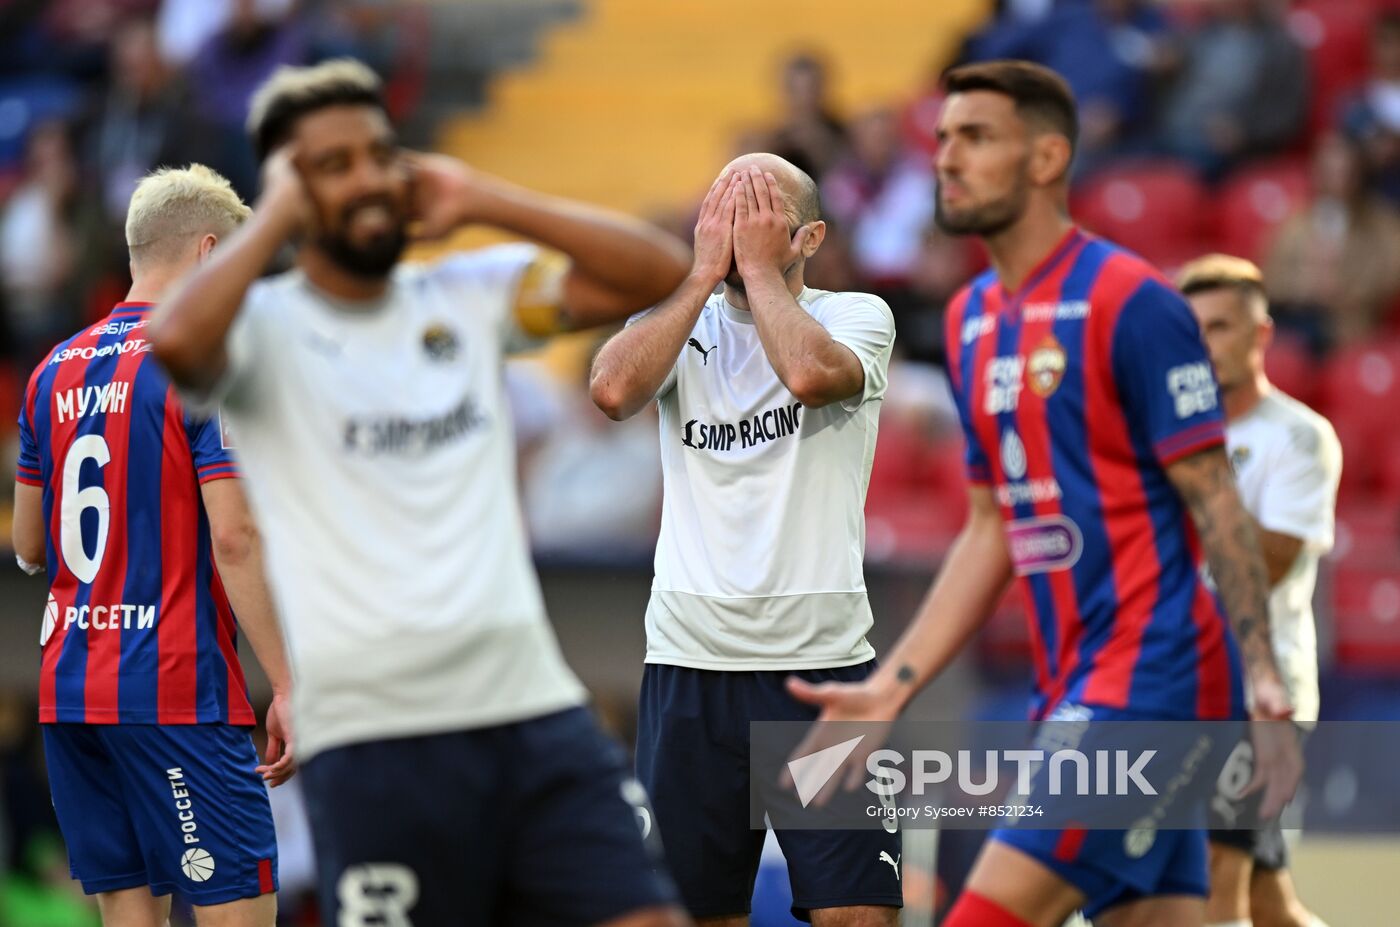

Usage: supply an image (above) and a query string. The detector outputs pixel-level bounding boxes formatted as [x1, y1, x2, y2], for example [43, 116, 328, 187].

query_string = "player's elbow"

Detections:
[785, 372, 842, 409]
[588, 372, 639, 422]
[13, 534, 44, 570]
[209, 515, 258, 567]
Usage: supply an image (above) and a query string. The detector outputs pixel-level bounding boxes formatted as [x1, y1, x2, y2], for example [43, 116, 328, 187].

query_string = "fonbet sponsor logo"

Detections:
[1166, 362, 1218, 419]
[983, 356, 1025, 414]
[682, 401, 802, 452]
[1006, 515, 1083, 576]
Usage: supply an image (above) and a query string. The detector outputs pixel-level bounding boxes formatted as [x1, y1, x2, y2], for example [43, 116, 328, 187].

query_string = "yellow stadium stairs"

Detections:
[436, 0, 990, 218]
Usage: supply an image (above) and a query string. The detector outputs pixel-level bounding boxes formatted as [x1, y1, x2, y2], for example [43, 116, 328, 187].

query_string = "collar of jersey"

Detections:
[110, 301, 153, 317]
[993, 226, 1085, 313]
[720, 286, 811, 324]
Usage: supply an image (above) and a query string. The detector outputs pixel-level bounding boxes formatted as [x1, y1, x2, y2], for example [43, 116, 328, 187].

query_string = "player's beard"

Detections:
[316, 196, 409, 279]
[934, 173, 1031, 238]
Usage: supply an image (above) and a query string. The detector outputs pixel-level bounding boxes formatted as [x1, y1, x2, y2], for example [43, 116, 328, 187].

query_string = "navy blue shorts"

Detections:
[301, 707, 677, 927]
[992, 702, 1237, 920]
[43, 723, 278, 905]
[637, 662, 903, 921]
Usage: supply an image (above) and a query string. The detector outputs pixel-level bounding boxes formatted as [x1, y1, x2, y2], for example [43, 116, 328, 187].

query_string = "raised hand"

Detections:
[732, 167, 810, 281]
[260, 143, 316, 237]
[782, 675, 900, 806]
[403, 150, 487, 242]
[691, 170, 740, 286]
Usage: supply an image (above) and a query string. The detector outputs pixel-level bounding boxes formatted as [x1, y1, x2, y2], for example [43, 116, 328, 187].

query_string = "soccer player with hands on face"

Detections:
[592, 152, 898, 926]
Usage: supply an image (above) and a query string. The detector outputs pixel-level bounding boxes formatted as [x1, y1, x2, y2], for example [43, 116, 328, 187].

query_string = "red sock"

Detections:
[942, 890, 1036, 927]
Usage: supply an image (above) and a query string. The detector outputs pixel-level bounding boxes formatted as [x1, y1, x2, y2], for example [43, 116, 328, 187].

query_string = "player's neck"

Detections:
[298, 249, 391, 303]
[982, 207, 1075, 295]
[1224, 371, 1271, 421]
[124, 276, 173, 306]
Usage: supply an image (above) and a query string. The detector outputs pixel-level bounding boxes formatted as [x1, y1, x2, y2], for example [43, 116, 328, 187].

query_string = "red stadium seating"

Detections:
[1072, 161, 1212, 271]
[1320, 338, 1400, 440]
[1215, 157, 1310, 264]
[1334, 498, 1400, 565]
[866, 425, 968, 563]
[1287, 0, 1374, 140]
[1332, 559, 1400, 669]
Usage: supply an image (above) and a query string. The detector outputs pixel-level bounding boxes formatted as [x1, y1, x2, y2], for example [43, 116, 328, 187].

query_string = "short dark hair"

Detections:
[943, 60, 1079, 154]
[247, 59, 387, 161]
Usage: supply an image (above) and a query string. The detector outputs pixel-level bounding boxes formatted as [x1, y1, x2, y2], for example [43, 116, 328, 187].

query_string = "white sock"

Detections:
[1206, 921, 1251, 927]
[1310, 917, 1331, 927]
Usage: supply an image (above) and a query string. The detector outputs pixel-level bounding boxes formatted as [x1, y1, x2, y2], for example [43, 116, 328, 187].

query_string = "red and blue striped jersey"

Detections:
[16, 303, 254, 726]
[946, 229, 1245, 721]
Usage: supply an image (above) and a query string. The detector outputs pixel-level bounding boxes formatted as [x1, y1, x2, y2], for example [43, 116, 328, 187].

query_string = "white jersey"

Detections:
[645, 287, 895, 670]
[209, 245, 586, 761]
[1226, 390, 1342, 729]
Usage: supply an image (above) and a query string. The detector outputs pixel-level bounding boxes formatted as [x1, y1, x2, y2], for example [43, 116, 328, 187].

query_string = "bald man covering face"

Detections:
[591, 155, 899, 926]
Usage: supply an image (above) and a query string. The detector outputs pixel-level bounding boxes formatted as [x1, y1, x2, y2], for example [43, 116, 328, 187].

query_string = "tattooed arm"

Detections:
[1166, 445, 1287, 702]
[1168, 444, 1302, 819]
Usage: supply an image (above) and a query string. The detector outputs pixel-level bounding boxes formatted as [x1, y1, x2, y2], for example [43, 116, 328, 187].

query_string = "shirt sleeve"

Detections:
[431, 243, 546, 354]
[816, 292, 896, 413]
[943, 293, 992, 485]
[16, 373, 42, 487]
[185, 409, 239, 484]
[1110, 277, 1225, 467]
[1255, 419, 1342, 552]
[624, 307, 678, 399]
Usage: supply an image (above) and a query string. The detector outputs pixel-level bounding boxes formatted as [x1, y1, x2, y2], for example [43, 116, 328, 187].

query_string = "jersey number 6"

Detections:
[59, 434, 111, 585]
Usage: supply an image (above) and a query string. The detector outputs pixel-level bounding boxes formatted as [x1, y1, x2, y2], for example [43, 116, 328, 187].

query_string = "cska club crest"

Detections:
[1027, 334, 1067, 398]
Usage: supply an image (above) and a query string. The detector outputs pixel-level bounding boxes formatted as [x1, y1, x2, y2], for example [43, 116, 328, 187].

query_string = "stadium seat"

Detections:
[1287, 0, 1375, 141]
[1320, 339, 1400, 445]
[1332, 559, 1400, 669]
[1071, 161, 1212, 271]
[1215, 157, 1310, 264]
[1333, 498, 1400, 565]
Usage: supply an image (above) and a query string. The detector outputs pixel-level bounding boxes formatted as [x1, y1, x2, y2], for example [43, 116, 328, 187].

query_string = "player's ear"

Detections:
[197, 233, 218, 263]
[1030, 134, 1073, 187]
[800, 220, 826, 258]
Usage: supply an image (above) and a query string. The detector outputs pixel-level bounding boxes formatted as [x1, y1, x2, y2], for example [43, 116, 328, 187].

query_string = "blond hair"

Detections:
[247, 58, 385, 160]
[125, 164, 251, 267]
[1176, 253, 1269, 319]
